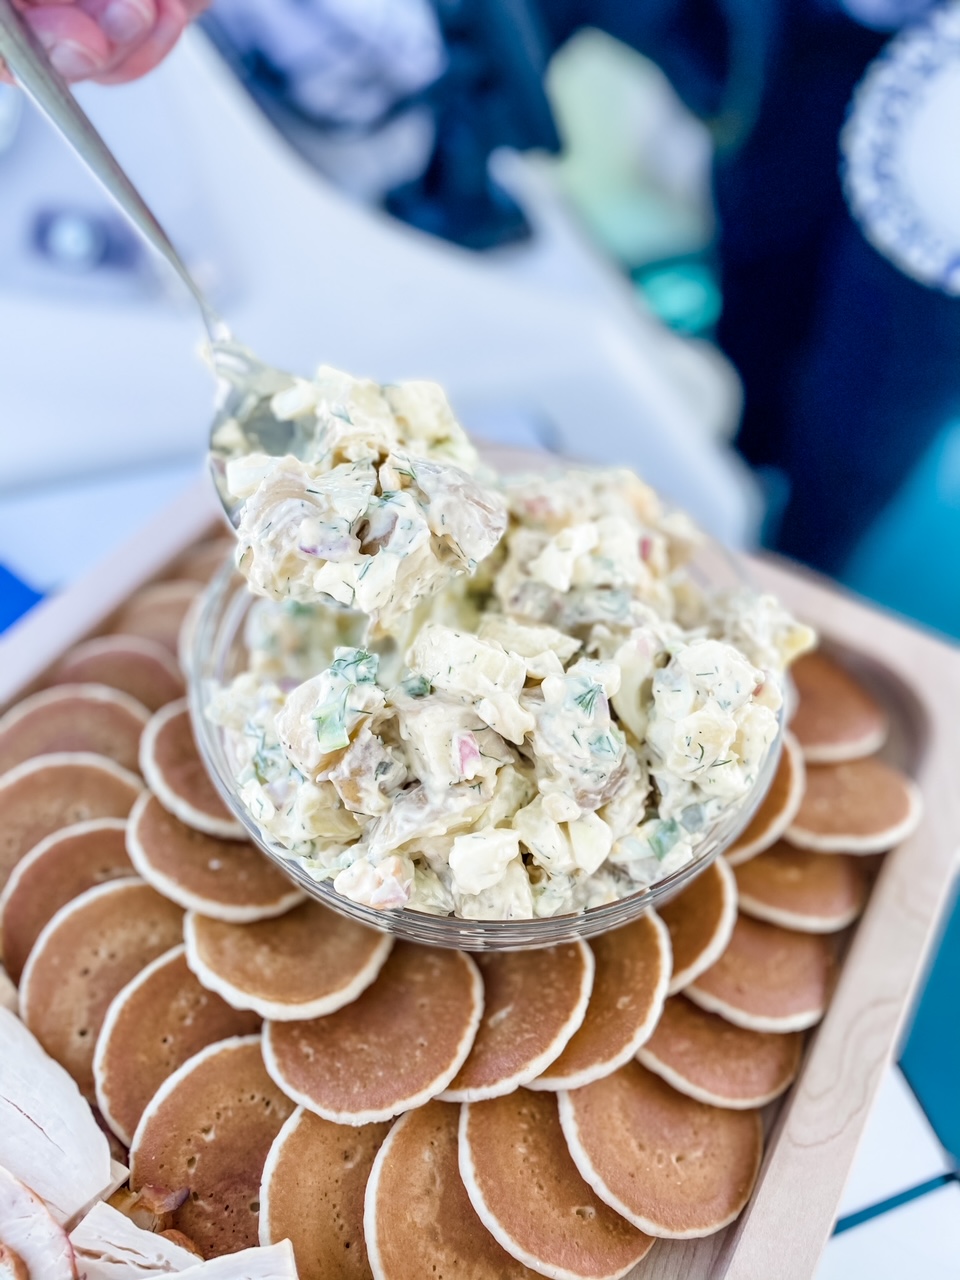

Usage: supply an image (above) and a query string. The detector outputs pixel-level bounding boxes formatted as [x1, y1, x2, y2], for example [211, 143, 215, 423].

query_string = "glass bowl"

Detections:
[187, 545, 783, 951]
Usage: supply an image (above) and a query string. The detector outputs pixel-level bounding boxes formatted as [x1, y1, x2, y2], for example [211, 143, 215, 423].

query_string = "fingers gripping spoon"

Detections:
[0, 0, 300, 524]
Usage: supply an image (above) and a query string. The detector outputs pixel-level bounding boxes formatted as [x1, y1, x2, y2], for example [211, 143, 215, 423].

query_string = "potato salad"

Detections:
[210, 367, 814, 920]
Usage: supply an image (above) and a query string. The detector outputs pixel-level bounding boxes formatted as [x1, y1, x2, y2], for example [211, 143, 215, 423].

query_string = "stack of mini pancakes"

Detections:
[0, 543, 924, 1280]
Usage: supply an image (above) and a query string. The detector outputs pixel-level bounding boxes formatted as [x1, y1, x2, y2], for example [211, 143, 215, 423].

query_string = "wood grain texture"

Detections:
[0, 483, 957, 1279]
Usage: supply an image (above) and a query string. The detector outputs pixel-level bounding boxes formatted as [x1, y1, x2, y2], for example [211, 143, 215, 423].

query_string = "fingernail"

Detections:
[100, 0, 153, 44]
[48, 41, 100, 79]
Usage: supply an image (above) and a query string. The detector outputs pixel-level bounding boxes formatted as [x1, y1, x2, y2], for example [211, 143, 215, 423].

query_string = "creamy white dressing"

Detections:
[210, 387, 815, 920]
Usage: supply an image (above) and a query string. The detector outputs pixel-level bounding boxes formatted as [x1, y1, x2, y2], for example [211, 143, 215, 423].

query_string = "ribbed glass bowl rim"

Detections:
[187, 549, 782, 951]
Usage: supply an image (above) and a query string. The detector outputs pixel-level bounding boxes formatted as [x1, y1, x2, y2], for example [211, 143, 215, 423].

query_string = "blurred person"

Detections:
[0, 0, 207, 85]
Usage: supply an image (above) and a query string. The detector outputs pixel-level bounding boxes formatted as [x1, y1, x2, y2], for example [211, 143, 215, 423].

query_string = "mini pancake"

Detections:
[0, 1165, 76, 1280]
[95, 944, 261, 1146]
[459, 1090, 653, 1279]
[49, 635, 185, 712]
[685, 914, 835, 1033]
[790, 651, 889, 763]
[786, 758, 923, 854]
[637, 995, 803, 1109]
[724, 732, 806, 867]
[657, 858, 737, 995]
[733, 843, 869, 933]
[0, 753, 142, 893]
[140, 700, 245, 840]
[440, 941, 594, 1102]
[0, 818, 132, 984]
[261, 1107, 391, 1280]
[363, 1101, 536, 1280]
[129, 1036, 295, 1259]
[166, 536, 234, 585]
[184, 901, 393, 1022]
[19, 879, 185, 1099]
[527, 913, 670, 1092]
[127, 791, 304, 921]
[558, 1061, 763, 1239]
[0, 684, 149, 776]
[263, 942, 482, 1125]
[110, 580, 200, 656]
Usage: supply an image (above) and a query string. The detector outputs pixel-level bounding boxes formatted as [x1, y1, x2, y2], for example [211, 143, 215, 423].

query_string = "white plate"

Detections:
[842, 1, 960, 294]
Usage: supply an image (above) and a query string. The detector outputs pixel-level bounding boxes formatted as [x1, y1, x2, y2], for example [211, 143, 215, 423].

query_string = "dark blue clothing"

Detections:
[536, 0, 960, 573]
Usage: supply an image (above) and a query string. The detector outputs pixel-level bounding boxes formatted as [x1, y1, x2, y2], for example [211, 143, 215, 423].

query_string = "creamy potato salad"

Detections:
[209, 387, 814, 919]
[215, 356, 507, 630]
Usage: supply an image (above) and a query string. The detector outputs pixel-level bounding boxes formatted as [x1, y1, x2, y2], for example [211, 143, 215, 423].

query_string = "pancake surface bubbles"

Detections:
[19, 879, 184, 1098]
[441, 941, 594, 1102]
[49, 634, 185, 712]
[0, 818, 132, 983]
[558, 1061, 763, 1238]
[140, 700, 245, 840]
[786, 758, 922, 854]
[686, 915, 835, 1033]
[261, 1107, 390, 1280]
[459, 1089, 653, 1279]
[637, 995, 802, 1109]
[528, 913, 670, 1091]
[127, 792, 303, 921]
[724, 732, 805, 867]
[658, 859, 737, 995]
[790, 651, 888, 762]
[130, 1036, 294, 1259]
[733, 843, 868, 932]
[0, 684, 149, 775]
[263, 942, 482, 1124]
[95, 945, 261, 1145]
[0, 753, 141, 893]
[184, 901, 393, 1021]
[364, 1100, 538, 1280]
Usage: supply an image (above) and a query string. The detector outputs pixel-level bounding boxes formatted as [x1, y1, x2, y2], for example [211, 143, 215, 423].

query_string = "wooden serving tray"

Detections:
[0, 476, 957, 1279]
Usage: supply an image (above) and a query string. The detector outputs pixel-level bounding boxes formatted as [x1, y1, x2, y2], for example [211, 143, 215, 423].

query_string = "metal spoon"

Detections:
[0, 0, 300, 523]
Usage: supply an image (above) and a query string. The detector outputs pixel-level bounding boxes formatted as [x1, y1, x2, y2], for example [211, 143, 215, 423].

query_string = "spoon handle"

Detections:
[0, 0, 226, 339]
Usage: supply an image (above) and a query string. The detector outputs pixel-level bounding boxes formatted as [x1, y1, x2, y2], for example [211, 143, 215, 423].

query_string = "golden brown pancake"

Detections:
[127, 792, 303, 921]
[19, 879, 184, 1099]
[440, 942, 594, 1102]
[49, 635, 185, 712]
[0, 684, 149, 776]
[657, 858, 737, 995]
[0, 818, 132, 983]
[129, 1036, 294, 1259]
[790, 651, 889, 763]
[94, 944, 261, 1146]
[364, 1101, 538, 1280]
[686, 914, 835, 1032]
[637, 995, 803, 1109]
[263, 943, 482, 1124]
[459, 1090, 653, 1278]
[261, 1107, 390, 1280]
[110, 580, 200, 656]
[528, 913, 670, 1091]
[140, 700, 244, 840]
[165, 537, 234, 585]
[558, 1061, 763, 1238]
[786, 758, 923, 854]
[184, 901, 392, 1021]
[725, 732, 806, 867]
[0, 753, 142, 894]
[734, 843, 869, 932]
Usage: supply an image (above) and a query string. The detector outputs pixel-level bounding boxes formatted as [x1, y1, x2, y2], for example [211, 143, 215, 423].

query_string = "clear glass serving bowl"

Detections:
[187, 541, 783, 952]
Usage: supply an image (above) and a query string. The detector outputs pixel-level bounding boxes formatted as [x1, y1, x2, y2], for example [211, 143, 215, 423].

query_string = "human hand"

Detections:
[0, 0, 209, 87]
